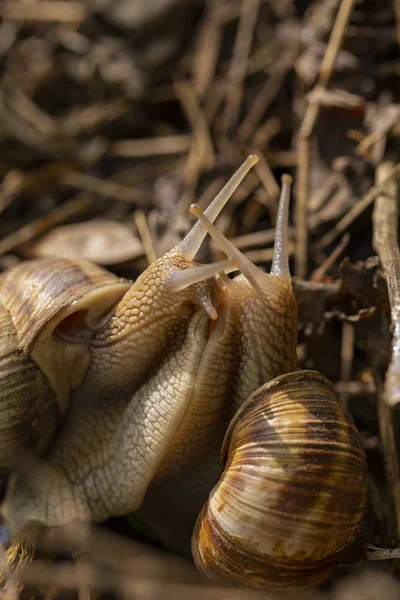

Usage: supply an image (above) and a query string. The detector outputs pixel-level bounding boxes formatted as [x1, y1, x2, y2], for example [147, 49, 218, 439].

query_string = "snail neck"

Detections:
[84, 252, 216, 393]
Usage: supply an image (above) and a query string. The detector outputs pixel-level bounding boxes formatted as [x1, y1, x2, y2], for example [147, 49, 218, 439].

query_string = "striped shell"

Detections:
[0, 302, 59, 477]
[192, 370, 367, 591]
[0, 258, 129, 474]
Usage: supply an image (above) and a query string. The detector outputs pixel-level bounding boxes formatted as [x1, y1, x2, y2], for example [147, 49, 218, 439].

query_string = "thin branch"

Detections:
[134, 210, 158, 265]
[0, 195, 92, 256]
[393, 0, 400, 49]
[192, 0, 222, 98]
[315, 162, 400, 250]
[222, 0, 261, 134]
[109, 135, 192, 158]
[175, 80, 215, 209]
[295, 0, 357, 278]
[372, 161, 400, 541]
[62, 170, 148, 206]
[311, 232, 350, 282]
[339, 321, 355, 410]
[373, 162, 400, 407]
[0, 1, 86, 23]
[237, 54, 295, 144]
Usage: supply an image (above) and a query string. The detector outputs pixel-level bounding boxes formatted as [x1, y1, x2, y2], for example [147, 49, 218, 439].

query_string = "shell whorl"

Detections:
[0, 258, 130, 413]
[0, 302, 60, 475]
[0, 258, 129, 353]
[193, 370, 367, 591]
[0, 258, 130, 474]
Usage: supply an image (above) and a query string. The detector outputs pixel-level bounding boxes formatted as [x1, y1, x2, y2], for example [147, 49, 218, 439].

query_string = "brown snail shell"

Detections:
[192, 370, 367, 591]
[0, 301, 59, 476]
[0, 258, 129, 474]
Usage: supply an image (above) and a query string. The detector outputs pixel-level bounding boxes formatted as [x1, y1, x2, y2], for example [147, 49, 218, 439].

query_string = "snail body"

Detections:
[0, 156, 367, 591]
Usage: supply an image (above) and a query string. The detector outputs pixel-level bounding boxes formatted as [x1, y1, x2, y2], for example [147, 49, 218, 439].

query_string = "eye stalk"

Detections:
[166, 158, 293, 297]
[165, 155, 261, 294]
[164, 257, 235, 294]
[189, 203, 267, 293]
[188, 172, 293, 294]
[271, 174, 292, 278]
[178, 154, 259, 262]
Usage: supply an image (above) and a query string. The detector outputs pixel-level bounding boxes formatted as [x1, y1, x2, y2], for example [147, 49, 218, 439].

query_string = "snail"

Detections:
[192, 370, 367, 590]
[0, 155, 367, 591]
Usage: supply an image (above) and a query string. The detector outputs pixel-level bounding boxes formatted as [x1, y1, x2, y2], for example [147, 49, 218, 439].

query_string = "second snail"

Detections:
[0, 155, 367, 591]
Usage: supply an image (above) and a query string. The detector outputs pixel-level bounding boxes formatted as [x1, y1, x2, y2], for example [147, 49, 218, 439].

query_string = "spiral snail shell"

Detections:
[0, 155, 368, 592]
[193, 370, 367, 590]
[0, 258, 129, 476]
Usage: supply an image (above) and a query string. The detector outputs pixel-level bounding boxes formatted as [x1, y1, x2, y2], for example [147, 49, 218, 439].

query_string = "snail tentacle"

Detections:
[0, 155, 368, 594]
[271, 174, 292, 278]
[191, 171, 368, 592]
[178, 154, 259, 260]
[165, 257, 235, 293]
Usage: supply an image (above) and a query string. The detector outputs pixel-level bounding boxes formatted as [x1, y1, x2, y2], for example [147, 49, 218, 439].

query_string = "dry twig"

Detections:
[175, 80, 215, 208]
[296, 0, 357, 278]
[315, 162, 400, 250]
[310, 233, 350, 282]
[0, 195, 92, 256]
[192, 0, 222, 98]
[372, 161, 400, 540]
[222, 0, 261, 134]
[62, 171, 148, 207]
[0, 1, 86, 23]
[134, 210, 158, 265]
[110, 136, 192, 158]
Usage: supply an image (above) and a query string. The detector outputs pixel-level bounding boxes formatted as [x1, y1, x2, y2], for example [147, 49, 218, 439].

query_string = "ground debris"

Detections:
[1, 0, 400, 597]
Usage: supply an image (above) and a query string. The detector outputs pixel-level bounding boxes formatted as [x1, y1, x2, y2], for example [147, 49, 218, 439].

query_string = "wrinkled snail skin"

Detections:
[2, 249, 298, 532]
[0, 155, 368, 593]
[192, 371, 368, 591]
[1, 155, 297, 536]
[2, 252, 221, 529]
[135, 270, 297, 554]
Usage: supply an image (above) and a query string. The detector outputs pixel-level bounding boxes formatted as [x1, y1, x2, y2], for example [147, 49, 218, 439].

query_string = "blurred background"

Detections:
[0, 0, 398, 274]
[2, 0, 400, 598]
